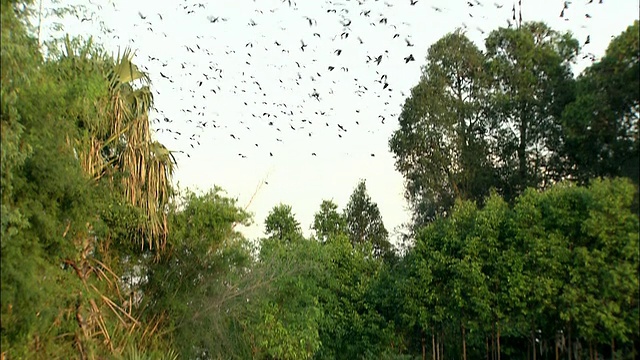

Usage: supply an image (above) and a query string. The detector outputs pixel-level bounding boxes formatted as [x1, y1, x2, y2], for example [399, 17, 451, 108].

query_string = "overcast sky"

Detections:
[41, 0, 639, 243]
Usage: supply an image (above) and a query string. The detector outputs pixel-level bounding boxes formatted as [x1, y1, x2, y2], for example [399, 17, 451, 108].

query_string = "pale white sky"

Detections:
[41, 0, 639, 243]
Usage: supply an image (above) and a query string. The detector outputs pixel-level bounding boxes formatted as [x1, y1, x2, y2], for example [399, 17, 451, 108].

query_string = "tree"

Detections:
[397, 178, 639, 359]
[312, 199, 347, 242]
[48, 33, 176, 252]
[0, 6, 173, 357]
[264, 203, 302, 242]
[558, 21, 639, 191]
[389, 29, 494, 227]
[509, 178, 639, 359]
[141, 188, 254, 359]
[243, 238, 323, 360]
[1, 2, 179, 357]
[344, 179, 392, 258]
[485, 22, 579, 199]
[314, 234, 394, 359]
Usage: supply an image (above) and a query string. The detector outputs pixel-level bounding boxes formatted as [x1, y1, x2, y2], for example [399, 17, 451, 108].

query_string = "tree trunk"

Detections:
[37, 0, 44, 47]
[432, 328, 436, 360]
[556, 337, 559, 360]
[497, 321, 501, 360]
[518, 107, 528, 191]
[532, 328, 537, 360]
[485, 336, 491, 360]
[568, 323, 572, 360]
[588, 340, 593, 360]
[422, 332, 426, 360]
[611, 337, 615, 360]
[462, 323, 467, 360]
[577, 340, 582, 360]
[492, 323, 496, 360]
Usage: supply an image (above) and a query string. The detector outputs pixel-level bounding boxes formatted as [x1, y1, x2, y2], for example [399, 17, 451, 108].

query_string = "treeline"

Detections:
[389, 22, 639, 227]
[1, 1, 638, 359]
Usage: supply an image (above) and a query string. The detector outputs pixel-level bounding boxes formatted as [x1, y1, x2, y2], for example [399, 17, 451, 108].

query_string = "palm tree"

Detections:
[63, 38, 175, 251]
[106, 47, 175, 251]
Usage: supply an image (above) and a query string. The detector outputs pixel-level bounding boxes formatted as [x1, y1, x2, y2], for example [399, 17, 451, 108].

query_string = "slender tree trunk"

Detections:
[492, 323, 496, 360]
[497, 320, 501, 360]
[432, 329, 436, 360]
[436, 332, 440, 360]
[568, 322, 572, 360]
[485, 336, 491, 360]
[556, 337, 559, 360]
[518, 106, 529, 192]
[422, 331, 426, 360]
[588, 340, 593, 360]
[532, 328, 537, 360]
[37, 0, 44, 48]
[462, 323, 467, 360]
[611, 338, 615, 360]
[577, 340, 582, 360]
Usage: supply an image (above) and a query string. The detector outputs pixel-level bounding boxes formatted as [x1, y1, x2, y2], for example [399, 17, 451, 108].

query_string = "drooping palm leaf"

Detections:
[66, 43, 174, 251]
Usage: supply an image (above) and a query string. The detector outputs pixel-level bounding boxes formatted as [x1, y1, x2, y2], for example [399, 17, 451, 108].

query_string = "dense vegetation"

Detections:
[1, 1, 638, 359]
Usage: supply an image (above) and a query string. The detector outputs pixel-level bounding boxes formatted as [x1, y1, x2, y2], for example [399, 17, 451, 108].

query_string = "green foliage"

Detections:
[314, 234, 395, 359]
[484, 22, 579, 198]
[1, 1, 175, 357]
[119, 346, 179, 360]
[396, 178, 639, 358]
[559, 21, 639, 188]
[389, 30, 494, 226]
[391, 22, 582, 230]
[312, 199, 348, 241]
[244, 238, 323, 360]
[0, 4, 117, 356]
[264, 203, 303, 243]
[2, 3, 638, 359]
[344, 179, 392, 259]
[140, 188, 253, 359]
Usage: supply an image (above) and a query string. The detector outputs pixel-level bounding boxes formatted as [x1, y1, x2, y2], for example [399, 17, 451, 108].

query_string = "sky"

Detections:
[39, 0, 639, 243]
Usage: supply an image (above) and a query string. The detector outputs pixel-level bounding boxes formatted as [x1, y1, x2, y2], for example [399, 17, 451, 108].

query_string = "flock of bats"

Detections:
[90, 0, 603, 160]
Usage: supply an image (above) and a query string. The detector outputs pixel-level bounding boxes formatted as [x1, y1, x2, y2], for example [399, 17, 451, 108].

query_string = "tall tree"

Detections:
[558, 21, 639, 190]
[264, 203, 302, 242]
[344, 180, 391, 258]
[103, 46, 175, 251]
[484, 22, 579, 199]
[312, 199, 347, 242]
[389, 29, 494, 227]
[141, 188, 254, 359]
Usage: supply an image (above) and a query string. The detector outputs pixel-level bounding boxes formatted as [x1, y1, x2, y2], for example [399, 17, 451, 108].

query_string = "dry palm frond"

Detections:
[68, 44, 174, 250]
[107, 51, 174, 251]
